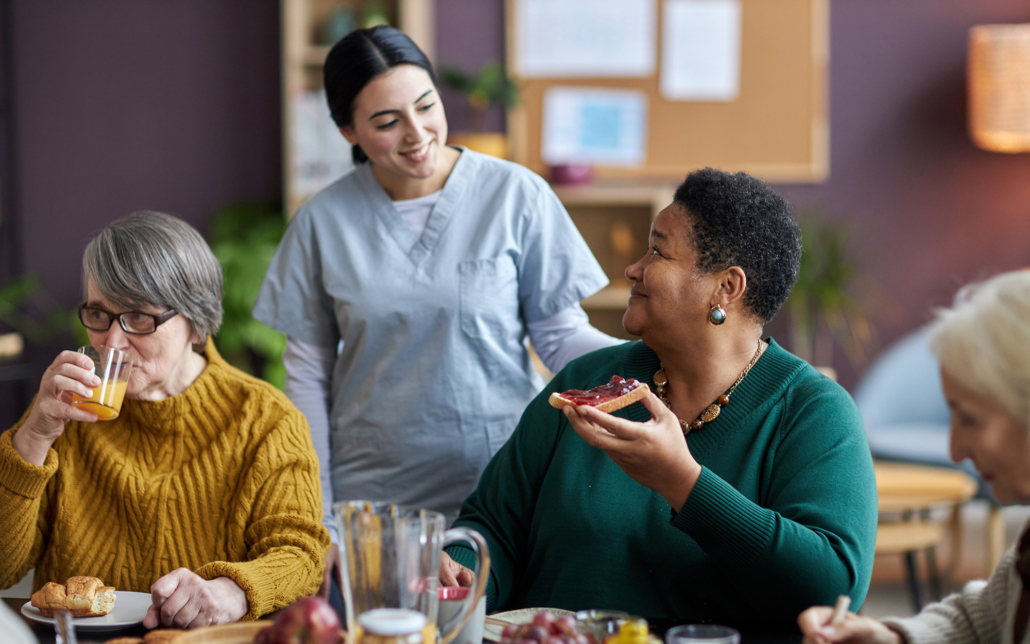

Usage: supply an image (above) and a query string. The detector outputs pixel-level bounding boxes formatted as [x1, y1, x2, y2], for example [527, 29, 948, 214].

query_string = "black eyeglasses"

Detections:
[78, 305, 180, 335]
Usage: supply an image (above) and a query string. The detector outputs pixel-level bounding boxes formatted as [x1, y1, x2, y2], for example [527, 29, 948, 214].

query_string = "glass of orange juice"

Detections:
[70, 346, 133, 421]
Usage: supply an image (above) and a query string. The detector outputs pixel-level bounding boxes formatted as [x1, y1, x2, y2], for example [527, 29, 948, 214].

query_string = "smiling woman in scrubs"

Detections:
[254, 26, 620, 597]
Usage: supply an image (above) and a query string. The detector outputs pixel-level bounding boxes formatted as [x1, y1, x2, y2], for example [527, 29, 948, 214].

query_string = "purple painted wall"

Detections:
[776, 0, 1030, 387]
[434, 0, 507, 133]
[0, 0, 280, 426]
[3, 0, 1030, 411]
[12, 0, 281, 306]
[436, 0, 1030, 389]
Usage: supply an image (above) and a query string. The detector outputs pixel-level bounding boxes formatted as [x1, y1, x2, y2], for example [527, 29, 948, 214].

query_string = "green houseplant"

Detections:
[207, 204, 287, 389]
[0, 275, 86, 358]
[784, 213, 882, 372]
[440, 62, 518, 158]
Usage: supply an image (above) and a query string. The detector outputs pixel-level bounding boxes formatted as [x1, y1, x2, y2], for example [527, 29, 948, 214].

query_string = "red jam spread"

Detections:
[559, 376, 641, 406]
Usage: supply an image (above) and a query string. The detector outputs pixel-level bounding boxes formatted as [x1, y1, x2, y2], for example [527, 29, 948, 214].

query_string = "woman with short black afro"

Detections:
[673, 167, 802, 323]
[445, 168, 877, 636]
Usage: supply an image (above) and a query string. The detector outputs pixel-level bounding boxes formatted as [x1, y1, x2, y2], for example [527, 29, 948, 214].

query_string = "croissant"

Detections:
[31, 576, 116, 618]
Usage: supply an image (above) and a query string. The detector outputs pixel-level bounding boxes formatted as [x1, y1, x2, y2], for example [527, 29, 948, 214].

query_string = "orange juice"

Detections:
[71, 379, 128, 421]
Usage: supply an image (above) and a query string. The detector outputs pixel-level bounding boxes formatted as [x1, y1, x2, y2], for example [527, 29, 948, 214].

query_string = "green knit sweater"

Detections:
[449, 339, 877, 629]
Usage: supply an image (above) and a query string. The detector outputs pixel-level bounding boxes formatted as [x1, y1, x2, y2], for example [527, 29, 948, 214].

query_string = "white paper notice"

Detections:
[661, 0, 742, 101]
[541, 87, 648, 167]
[514, 0, 656, 78]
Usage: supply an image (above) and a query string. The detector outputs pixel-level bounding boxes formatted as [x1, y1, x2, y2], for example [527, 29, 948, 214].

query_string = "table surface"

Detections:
[874, 461, 979, 512]
[4, 598, 801, 644]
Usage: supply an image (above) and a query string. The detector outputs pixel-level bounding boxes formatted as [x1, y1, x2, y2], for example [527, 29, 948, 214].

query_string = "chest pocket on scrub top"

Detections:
[459, 257, 519, 338]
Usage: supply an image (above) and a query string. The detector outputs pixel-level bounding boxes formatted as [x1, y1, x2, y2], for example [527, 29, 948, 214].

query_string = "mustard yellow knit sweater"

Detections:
[0, 341, 329, 620]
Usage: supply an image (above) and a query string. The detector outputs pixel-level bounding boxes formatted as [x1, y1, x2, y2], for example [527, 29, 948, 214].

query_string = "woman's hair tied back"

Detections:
[324, 25, 436, 164]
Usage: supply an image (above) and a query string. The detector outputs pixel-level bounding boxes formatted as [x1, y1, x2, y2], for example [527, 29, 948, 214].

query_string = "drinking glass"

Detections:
[575, 610, 633, 644]
[664, 625, 740, 644]
[334, 500, 490, 644]
[70, 346, 133, 421]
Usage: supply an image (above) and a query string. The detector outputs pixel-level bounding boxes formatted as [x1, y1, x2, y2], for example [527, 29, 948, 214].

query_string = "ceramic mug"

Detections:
[437, 587, 486, 644]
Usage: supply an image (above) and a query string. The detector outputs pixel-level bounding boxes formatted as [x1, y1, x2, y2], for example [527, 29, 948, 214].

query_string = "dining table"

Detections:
[4, 597, 803, 644]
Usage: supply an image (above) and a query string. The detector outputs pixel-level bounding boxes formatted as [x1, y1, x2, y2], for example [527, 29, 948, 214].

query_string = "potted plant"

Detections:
[0, 275, 85, 361]
[206, 203, 288, 389]
[784, 212, 885, 378]
[440, 62, 518, 158]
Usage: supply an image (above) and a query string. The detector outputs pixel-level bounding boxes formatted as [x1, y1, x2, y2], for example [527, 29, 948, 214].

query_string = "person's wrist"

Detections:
[659, 459, 702, 511]
[212, 576, 249, 619]
[881, 623, 907, 644]
[11, 425, 55, 466]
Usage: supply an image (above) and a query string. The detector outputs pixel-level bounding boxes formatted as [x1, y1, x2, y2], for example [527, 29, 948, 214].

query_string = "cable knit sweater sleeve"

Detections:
[0, 416, 55, 589]
[194, 404, 329, 620]
[882, 544, 1015, 644]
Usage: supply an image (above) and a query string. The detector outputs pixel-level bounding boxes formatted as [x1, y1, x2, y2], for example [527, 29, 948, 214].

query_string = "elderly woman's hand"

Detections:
[563, 393, 702, 510]
[318, 544, 341, 600]
[440, 551, 474, 587]
[143, 568, 249, 629]
[13, 351, 102, 465]
[797, 606, 901, 644]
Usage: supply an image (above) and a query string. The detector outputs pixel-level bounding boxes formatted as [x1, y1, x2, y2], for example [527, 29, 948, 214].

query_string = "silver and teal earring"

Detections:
[709, 304, 727, 325]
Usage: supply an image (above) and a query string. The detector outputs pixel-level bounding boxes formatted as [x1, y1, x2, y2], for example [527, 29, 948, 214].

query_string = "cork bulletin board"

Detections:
[505, 0, 829, 183]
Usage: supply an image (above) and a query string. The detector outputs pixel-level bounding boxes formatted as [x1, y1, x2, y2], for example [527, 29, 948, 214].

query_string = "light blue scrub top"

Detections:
[253, 149, 609, 519]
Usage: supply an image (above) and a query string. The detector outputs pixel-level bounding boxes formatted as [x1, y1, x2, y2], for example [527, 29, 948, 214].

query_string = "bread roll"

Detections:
[30, 576, 116, 618]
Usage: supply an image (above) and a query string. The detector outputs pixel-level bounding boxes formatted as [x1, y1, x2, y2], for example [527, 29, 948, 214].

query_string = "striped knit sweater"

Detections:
[0, 341, 329, 620]
[883, 524, 1029, 644]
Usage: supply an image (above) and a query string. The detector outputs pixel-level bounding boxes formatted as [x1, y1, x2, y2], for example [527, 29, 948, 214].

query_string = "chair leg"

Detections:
[943, 504, 963, 581]
[926, 546, 943, 601]
[987, 505, 1005, 574]
[904, 551, 924, 612]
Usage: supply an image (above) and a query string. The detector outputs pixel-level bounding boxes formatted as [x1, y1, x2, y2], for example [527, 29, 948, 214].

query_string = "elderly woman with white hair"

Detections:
[0, 212, 329, 629]
[798, 268, 1030, 644]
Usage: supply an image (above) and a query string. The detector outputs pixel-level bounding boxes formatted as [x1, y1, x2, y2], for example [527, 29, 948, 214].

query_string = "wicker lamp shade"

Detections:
[968, 23, 1030, 153]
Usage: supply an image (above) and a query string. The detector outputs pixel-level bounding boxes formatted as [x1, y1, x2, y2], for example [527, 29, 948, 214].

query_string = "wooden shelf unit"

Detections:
[552, 183, 675, 338]
[281, 0, 435, 218]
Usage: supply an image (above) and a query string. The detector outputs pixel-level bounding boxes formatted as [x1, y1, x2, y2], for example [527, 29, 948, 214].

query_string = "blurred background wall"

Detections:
[2, 0, 1030, 426]
[0, 0, 282, 424]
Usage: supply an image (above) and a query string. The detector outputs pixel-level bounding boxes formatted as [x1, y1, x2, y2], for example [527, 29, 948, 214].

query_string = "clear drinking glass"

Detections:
[575, 610, 633, 644]
[664, 625, 740, 644]
[69, 346, 133, 421]
[334, 500, 490, 644]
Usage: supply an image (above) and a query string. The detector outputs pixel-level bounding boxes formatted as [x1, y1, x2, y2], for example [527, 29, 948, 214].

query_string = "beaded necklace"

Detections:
[654, 341, 764, 434]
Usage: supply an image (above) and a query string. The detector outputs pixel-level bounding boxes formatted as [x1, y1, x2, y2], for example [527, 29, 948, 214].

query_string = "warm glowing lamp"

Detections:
[968, 23, 1030, 152]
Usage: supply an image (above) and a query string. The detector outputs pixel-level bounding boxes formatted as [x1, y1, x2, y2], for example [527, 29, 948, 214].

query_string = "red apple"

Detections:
[264, 596, 341, 644]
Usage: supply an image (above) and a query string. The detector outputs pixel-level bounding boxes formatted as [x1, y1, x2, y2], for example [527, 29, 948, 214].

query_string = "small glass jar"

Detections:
[575, 610, 647, 644]
[359, 608, 427, 644]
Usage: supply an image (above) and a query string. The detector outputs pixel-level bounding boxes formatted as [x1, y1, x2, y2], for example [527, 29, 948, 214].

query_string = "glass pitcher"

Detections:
[335, 501, 490, 644]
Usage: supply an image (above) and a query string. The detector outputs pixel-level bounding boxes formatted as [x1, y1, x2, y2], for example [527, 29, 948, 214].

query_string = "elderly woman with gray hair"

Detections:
[799, 269, 1030, 644]
[0, 212, 329, 629]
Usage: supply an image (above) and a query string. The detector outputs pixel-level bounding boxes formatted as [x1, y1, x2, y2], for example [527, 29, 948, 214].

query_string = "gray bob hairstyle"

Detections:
[930, 269, 1030, 428]
[82, 211, 223, 342]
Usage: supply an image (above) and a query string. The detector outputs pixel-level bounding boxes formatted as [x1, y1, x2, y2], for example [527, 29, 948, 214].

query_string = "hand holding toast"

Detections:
[563, 392, 702, 510]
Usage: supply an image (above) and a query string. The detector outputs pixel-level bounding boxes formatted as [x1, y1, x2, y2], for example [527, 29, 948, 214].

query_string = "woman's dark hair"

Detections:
[324, 26, 436, 164]
[673, 168, 802, 323]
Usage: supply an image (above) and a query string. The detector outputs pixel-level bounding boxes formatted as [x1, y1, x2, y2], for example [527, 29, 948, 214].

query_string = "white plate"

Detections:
[20, 591, 152, 632]
[484, 607, 575, 642]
